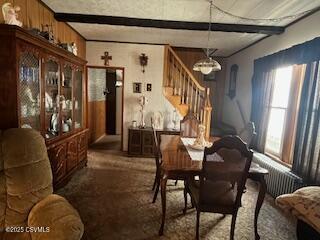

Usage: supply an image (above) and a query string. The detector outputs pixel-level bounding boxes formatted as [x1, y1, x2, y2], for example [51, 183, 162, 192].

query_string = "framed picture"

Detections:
[228, 64, 238, 99]
[146, 83, 152, 92]
[133, 82, 141, 93]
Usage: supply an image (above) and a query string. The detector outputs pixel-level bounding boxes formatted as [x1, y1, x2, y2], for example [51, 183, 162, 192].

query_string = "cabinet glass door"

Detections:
[44, 59, 60, 139]
[74, 69, 83, 129]
[19, 52, 41, 130]
[61, 64, 73, 134]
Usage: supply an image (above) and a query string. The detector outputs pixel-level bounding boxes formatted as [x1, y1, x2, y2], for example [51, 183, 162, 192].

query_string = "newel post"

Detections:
[203, 88, 212, 140]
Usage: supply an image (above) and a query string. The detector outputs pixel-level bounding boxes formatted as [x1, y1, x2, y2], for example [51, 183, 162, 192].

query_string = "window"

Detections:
[265, 66, 293, 158]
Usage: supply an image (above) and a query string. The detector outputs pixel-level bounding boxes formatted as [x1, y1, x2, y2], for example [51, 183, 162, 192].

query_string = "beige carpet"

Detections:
[58, 144, 296, 240]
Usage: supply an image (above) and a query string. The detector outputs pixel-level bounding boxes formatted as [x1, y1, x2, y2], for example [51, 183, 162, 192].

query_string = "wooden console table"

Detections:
[128, 127, 180, 157]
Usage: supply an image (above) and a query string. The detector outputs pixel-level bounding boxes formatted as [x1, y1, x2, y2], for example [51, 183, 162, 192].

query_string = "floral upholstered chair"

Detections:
[276, 186, 320, 240]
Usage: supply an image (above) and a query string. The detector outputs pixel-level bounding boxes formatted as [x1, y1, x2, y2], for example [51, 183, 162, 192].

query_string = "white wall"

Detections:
[86, 42, 176, 150]
[116, 86, 122, 135]
[223, 11, 320, 132]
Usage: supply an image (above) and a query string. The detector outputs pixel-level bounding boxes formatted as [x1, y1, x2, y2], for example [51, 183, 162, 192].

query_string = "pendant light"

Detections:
[193, 0, 221, 75]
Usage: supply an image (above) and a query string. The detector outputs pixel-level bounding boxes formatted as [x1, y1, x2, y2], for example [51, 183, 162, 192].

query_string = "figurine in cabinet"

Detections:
[50, 112, 59, 133]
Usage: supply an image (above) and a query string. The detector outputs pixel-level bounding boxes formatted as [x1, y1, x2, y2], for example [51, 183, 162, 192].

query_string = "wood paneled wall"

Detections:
[173, 47, 206, 84]
[0, 0, 86, 59]
[173, 47, 227, 123]
[88, 101, 106, 143]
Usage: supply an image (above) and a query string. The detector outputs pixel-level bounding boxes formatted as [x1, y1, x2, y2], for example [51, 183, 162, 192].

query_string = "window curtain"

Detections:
[251, 69, 276, 152]
[250, 37, 320, 152]
[292, 61, 320, 184]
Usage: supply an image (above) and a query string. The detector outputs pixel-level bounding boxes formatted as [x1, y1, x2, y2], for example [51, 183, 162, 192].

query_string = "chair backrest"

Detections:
[238, 121, 256, 147]
[152, 127, 161, 169]
[0, 128, 53, 229]
[180, 112, 199, 138]
[200, 135, 253, 207]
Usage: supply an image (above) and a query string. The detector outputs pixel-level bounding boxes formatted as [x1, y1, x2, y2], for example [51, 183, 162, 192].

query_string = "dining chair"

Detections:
[151, 127, 186, 203]
[186, 136, 253, 240]
[180, 111, 199, 138]
[151, 127, 162, 203]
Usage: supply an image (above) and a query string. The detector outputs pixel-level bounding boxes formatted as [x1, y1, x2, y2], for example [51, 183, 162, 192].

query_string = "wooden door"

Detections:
[17, 40, 42, 132]
[48, 143, 67, 184]
[128, 129, 141, 155]
[66, 137, 78, 172]
[142, 130, 154, 156]
[106, 69, 116, 134]
[78, 132, 88, 162]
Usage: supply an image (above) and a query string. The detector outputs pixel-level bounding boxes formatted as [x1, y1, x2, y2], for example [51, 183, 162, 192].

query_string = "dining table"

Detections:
[158, 135, 269, 240]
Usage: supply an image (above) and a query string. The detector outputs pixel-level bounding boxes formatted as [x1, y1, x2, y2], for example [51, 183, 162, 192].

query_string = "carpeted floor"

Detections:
[58, 139, 296, 240]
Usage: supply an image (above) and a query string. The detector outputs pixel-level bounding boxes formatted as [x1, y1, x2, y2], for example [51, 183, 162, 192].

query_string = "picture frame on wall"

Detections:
[133, 82, 142, 93]
[228, 64, 238, 99]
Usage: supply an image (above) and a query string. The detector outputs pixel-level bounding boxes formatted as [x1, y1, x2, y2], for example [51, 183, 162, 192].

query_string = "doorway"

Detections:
[87, 66, 124, 151]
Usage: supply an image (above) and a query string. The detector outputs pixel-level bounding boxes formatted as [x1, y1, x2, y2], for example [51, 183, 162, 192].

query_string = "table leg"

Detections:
[254, 176, 267, 240]
[159, 176, 168, 236]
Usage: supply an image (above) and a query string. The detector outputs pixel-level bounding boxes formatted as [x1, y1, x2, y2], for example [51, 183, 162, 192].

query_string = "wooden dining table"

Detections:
[158, 135, 269, 240]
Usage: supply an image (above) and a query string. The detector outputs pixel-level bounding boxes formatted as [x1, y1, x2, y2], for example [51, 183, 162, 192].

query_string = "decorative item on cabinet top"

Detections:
[1, 2, 22, 27]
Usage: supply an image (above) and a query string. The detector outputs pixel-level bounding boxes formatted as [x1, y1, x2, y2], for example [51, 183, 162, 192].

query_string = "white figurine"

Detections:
[152, 111, 164, 130]
[71, 42, 78, 56]
[138, 95, 148, 128]
[2, 3, 23, 27]
[194, 124, 207, 147]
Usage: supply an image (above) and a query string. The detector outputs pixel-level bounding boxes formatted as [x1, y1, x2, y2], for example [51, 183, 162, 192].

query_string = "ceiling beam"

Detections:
[54, 13, 285, 35]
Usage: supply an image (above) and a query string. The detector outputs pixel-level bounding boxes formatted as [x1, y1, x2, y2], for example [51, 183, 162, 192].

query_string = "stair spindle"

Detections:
[190, 82, 194, 113]
[179, 65, 182, 96]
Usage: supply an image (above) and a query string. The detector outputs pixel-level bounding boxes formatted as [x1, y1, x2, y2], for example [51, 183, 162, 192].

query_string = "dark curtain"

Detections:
[251, 69, 275, 151]
[292, 61, 320, 184]
[250, 37, 320, 153]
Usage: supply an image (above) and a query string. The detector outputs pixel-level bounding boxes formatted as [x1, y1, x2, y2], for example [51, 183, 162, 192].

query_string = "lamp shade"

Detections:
[193, 58, 221, 75]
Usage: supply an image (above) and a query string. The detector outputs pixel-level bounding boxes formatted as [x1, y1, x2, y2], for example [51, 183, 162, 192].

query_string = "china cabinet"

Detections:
[0, 24, 88, 188]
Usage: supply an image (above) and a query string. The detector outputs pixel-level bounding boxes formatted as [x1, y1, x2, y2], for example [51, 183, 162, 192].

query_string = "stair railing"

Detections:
[163, 45, 212, 139]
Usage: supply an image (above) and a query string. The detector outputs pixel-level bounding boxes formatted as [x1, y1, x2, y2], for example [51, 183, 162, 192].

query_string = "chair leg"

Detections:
[230, 211, 238, 240]
[183, 181, 187, 214]
[152, 178, 160, 203]
[191, 195, 194, 208]
[196, 210, 200, 240]
[152, 173, 157, 191]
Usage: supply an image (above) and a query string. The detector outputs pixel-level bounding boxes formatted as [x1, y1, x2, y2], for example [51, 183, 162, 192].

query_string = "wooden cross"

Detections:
[101, 51, 112, 66]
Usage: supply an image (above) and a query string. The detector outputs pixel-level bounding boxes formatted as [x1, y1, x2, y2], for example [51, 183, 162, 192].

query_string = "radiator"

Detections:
[253, 152, 304, 198]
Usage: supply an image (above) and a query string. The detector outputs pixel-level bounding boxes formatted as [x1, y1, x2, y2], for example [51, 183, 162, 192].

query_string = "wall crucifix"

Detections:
[101, 51, 112, 66]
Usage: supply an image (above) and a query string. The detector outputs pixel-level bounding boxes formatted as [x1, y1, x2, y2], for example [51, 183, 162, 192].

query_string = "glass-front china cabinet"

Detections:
[0, 24, 88, 189]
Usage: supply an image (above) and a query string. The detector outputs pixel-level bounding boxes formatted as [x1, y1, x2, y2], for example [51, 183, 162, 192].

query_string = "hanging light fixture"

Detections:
[193, 0, 221, 75]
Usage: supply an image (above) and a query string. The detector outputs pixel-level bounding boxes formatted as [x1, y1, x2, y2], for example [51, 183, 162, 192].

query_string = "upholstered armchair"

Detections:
[0, 128, 84, 240]
[276, 186, 320, 240]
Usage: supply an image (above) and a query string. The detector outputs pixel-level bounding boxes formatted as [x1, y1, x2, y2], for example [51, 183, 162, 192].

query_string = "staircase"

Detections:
[163, 45, 212, 139]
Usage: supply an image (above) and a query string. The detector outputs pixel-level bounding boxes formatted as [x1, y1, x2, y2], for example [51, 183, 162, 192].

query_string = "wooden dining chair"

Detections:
[186, 136, 253, 240]
[151, 127, 162, 203]
[180, 111, 199, 138]
[151, 128, 186, 203]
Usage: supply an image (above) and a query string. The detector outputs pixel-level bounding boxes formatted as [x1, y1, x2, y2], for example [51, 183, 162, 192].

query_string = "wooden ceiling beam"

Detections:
[54, 13, 285, 35]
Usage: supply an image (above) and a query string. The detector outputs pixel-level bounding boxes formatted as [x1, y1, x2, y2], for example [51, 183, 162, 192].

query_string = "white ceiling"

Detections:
[43, 0, 320, 56]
